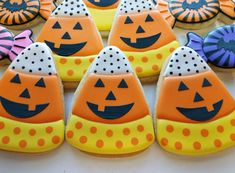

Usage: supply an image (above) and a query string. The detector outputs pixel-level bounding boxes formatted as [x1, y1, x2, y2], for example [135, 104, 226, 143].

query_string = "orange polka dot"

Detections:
[19, 140, 27, 148]
[231, 119, 235, 126]
[131, 137, 139, 145]
[60, 58, 67, 64]
[106, 129, 113, 137]
[13, 127, 21, 135]
[123, 128, 130, 135]
[214, 139, 222, 148]
[128, 56, 134, 61]
[146, 133, 153, 142]
[67, 70, 74, 76]
[201, 129, 209, 137]
[38, 139, 45, 147]
[169, 47, 175, 53]
[152, 64, 159, 71]
[46, 126, 53, 134]
[135, 67, 143, 73]
[161, 138, 168, 146]
[230, 133, 235, 141]
[90, 126, 97, 134]
[75, 122, 83, 129]
[141, 56, 148, 63]
[182, 128, 190, 136]
[174, 141, 182, 150]
[29, 129, 36, 136]
[2, 136, 9, 144]
[166, 125, 174, 133]
[116, 140, 123, 149]
[0, 121, 5, 129]
[67, 130, 74, 139]
[75, 59, 82, 65]
[217, 125, 224, 133]
[79, 136, 87, 144]
[156, 54, 162, 59]
[52, 136, 60, 144]
[193, 142, 201, 150]
[96, 140, 104, 148]
[89, 58, 94, 63]
[137, 125, 144, 132]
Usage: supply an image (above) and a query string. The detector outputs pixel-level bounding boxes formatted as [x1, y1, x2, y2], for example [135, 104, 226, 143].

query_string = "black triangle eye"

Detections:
[178, 81, 188, 91]
[35, 78, 46, 88]
[95, 79, 105, 87]
[73, 22, 82, 30]
[52, 21, 61, 29]
[202, 78, 212, 87]
[124, 16, 133, 24]
[10, 74, 21, 84]
[118, 79, 128, 88]
[145, 14, 154, 22]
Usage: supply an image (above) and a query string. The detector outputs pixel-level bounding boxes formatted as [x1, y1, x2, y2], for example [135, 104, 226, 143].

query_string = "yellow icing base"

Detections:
[0, 116, 64, 153]
[88, 8, 116, 31]
[157, 110, 235, 155]
[66, 115, 155, 155]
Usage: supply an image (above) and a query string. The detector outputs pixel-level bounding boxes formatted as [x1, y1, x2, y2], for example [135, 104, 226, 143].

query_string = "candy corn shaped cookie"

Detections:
[156, 46, 235, 155]
[108, 0, 179, 82]
[0, 43, 64, 153]
[37, 0, 103, 88]
[83, 0, 121, 36]
[0, 0, 56, 29]
[66, 46, 154, 155]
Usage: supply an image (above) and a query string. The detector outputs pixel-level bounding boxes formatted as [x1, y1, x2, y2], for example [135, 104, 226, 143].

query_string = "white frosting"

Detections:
[10, 43, 57, 76]
[52, 0, 90, 17]
[89, 46, 133, 75]
[117, 0, 156, 14]
[164, 46, 210, 77]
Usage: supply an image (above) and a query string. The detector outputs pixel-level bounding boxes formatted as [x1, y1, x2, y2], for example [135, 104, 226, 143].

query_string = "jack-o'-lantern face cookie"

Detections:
[156, 46, 235, 155]
[83, 0, 121, 35]
[66, 46, 154, 155]
[0, 43, 64, 153]
[108, 0, 179, 81]
[37, 0, 103, 87]
[0, 0, 56, 28]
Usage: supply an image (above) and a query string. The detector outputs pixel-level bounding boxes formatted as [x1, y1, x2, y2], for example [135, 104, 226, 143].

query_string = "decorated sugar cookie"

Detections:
[0, 43, 64, 153]
[186, 25, 235, 70]
[0, 0, 56, 29]
[66, 46, 154, 155]
[0, 26, 33, 65]
[108, 0, 179, 82]
[155, 46, 235, 155]
[219, 0, 235, 23]
[83, 0, 121, 36]
[37, 0, 103, 88]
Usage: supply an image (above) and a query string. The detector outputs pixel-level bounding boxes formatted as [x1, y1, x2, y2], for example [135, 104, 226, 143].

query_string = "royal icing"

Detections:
[108, 0, 178, 79]
[66, 46, 154, 154]
[37, 0, 103, 83]
[0, 42, 64, 153]
[186, 25, 235, 68]
[156, 46, 235, 155]
[0, 0, 56, 26]
[219, 0, 235, 19]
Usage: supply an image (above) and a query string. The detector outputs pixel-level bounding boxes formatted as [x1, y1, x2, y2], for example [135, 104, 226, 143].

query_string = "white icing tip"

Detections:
[89, 46, 133, 75]
[52, 0, 90, 17]
[117, 0, 156, 14]
[10, 43, 57, 76]
[164, 46, 210, 77]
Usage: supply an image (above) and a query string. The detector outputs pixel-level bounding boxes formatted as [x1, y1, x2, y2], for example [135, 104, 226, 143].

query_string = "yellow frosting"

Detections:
[0, 116, 64, 153]
[157, 110, 235, 155]
[66, 115, 154, 155]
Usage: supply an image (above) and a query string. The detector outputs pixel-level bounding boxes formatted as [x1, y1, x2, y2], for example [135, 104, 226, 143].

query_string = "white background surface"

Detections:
[0, 20, 235, 173]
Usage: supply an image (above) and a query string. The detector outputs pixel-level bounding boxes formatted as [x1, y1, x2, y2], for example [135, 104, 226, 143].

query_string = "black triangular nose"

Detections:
[194, 92, 204, 102]
[19, 89, 30, 99]
[136, 26, 145, 33]
[105, 91, 116, 100]
[61, 32, 71, 39]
